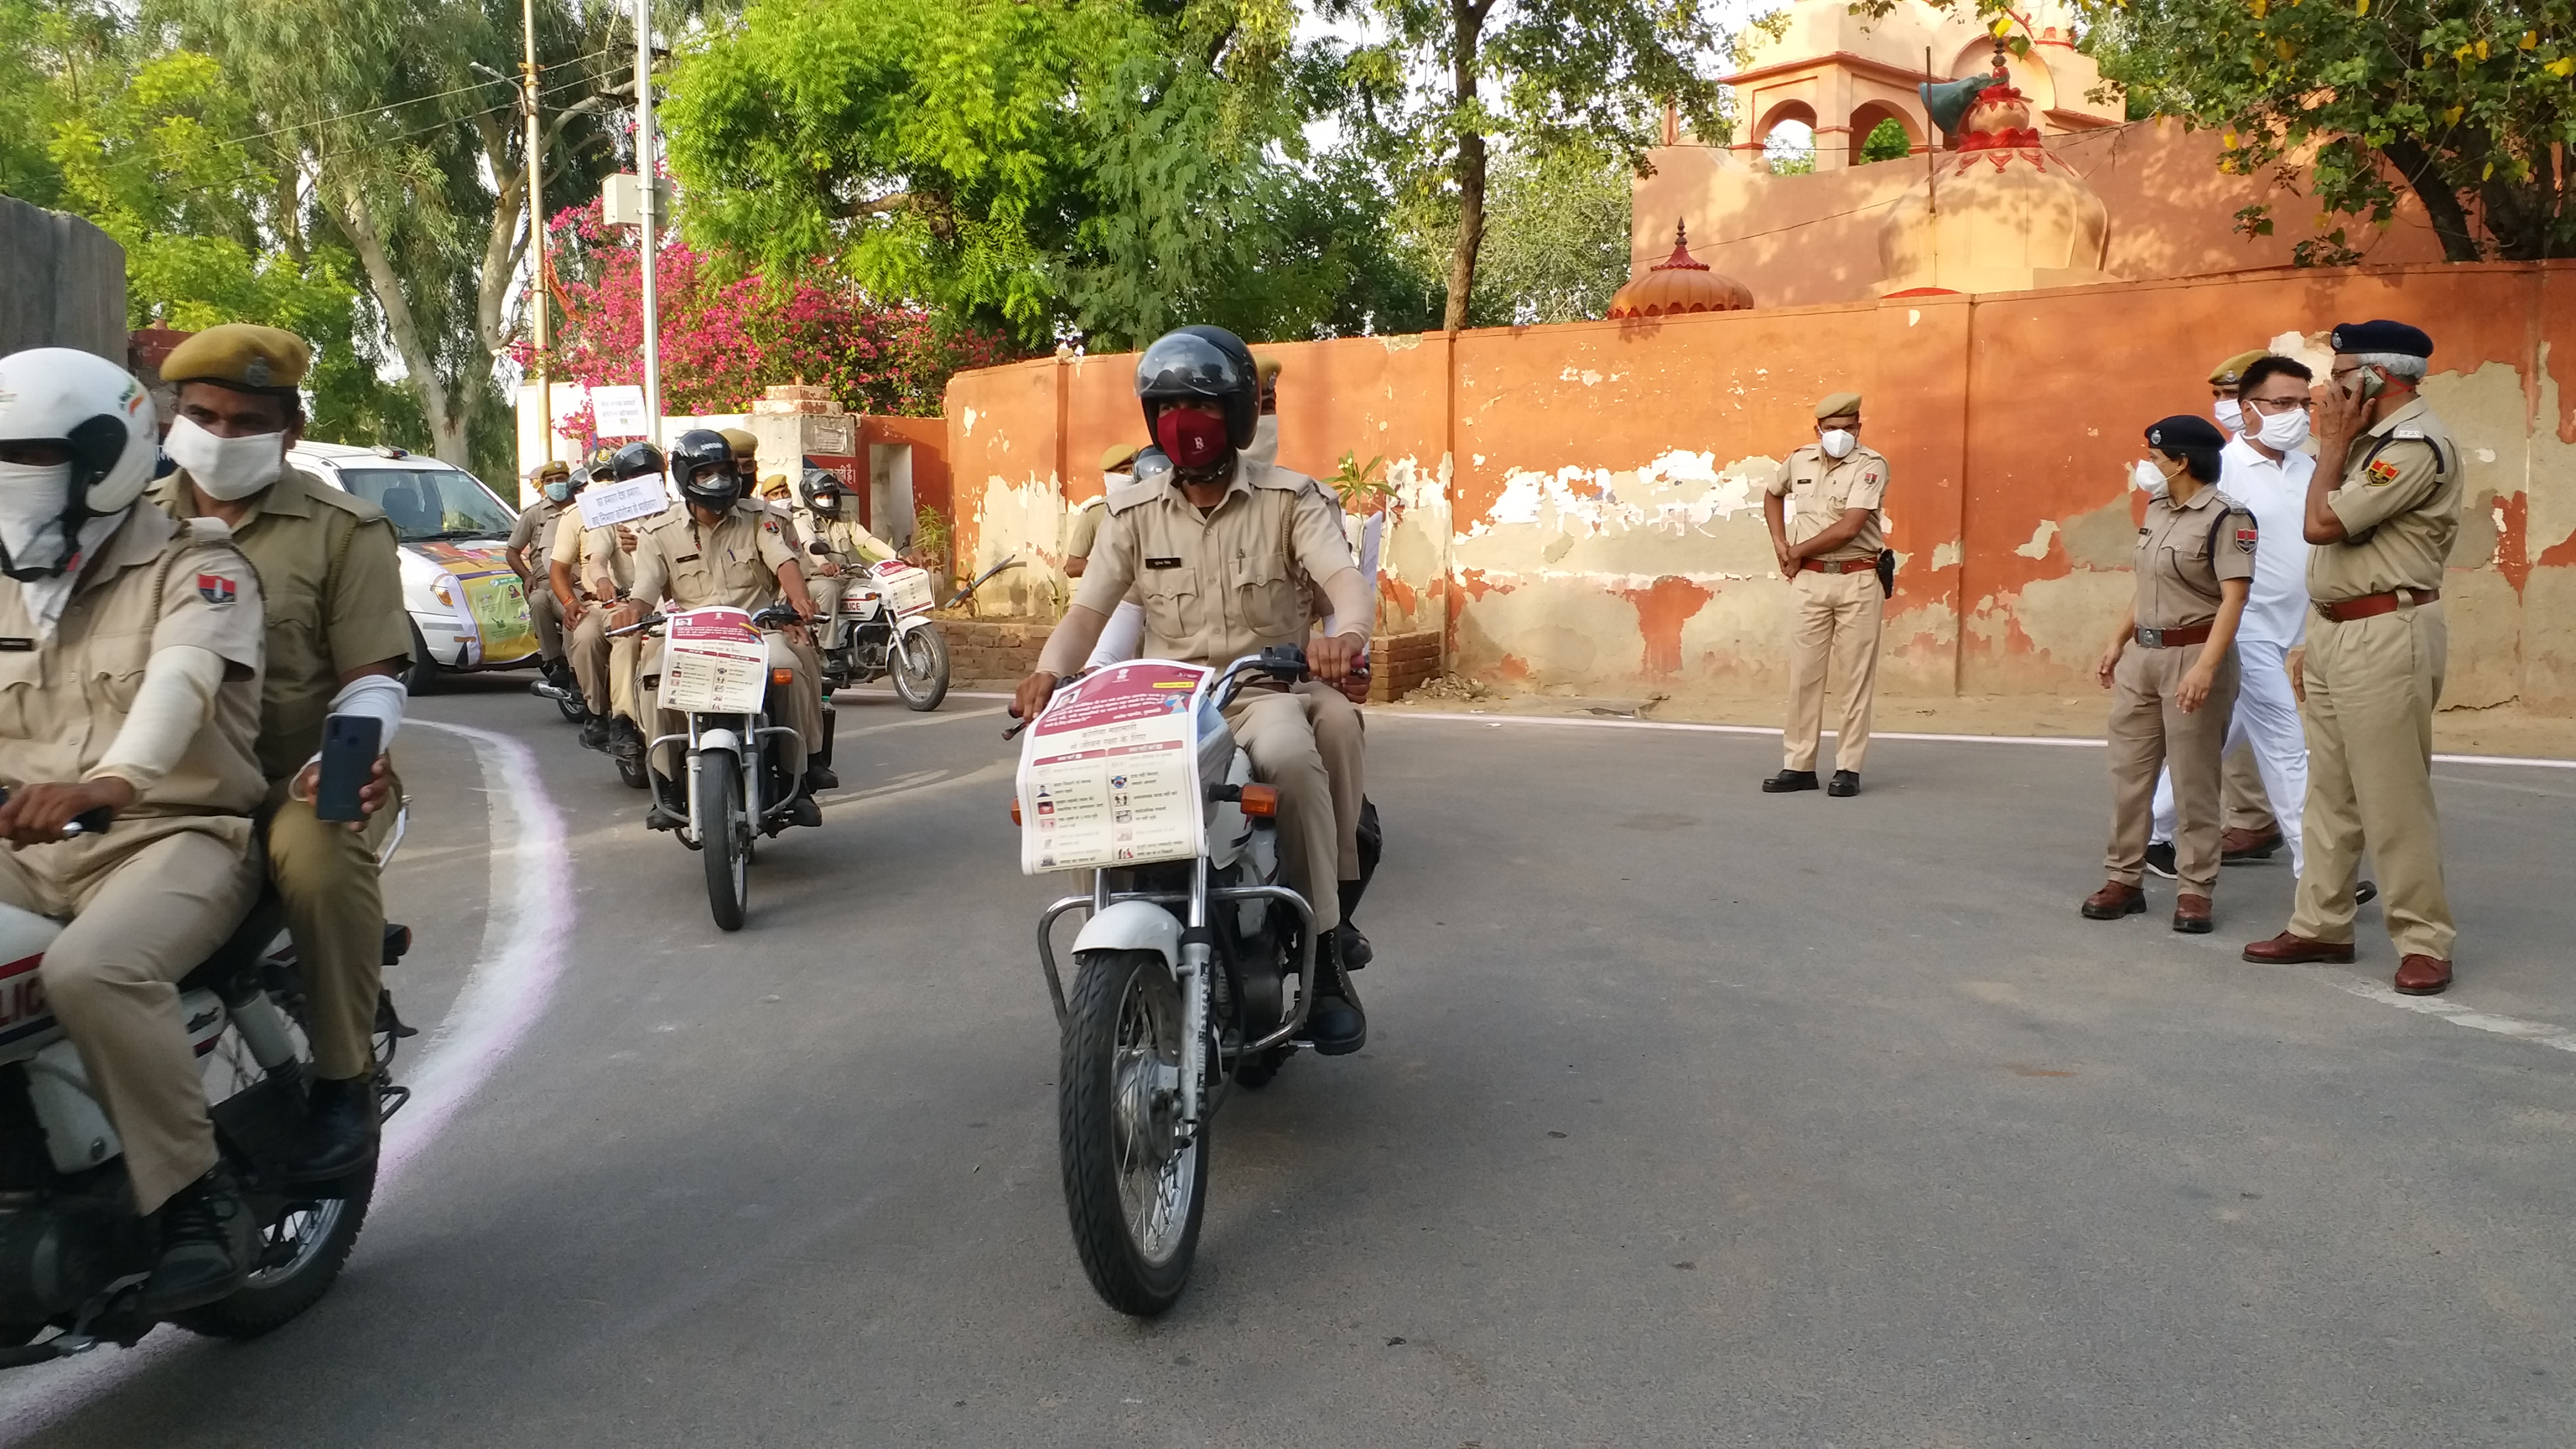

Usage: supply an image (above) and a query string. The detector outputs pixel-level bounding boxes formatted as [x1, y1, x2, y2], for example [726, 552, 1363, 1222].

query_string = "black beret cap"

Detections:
[2146, 414, 2227, 453]
[2328, 319, 2433, 358]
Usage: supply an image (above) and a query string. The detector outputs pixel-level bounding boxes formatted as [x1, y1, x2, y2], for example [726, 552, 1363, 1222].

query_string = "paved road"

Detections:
[4, 679, 2573, 1446]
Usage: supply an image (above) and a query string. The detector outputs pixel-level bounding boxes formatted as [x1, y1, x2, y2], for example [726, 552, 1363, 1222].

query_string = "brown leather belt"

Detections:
[1798, 558, 1876, 575]
[2317, 588, 2438, 622]
[2133, 623, 2213, 648]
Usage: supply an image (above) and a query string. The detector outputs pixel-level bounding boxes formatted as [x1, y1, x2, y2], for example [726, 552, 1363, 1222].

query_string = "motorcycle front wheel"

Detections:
[696, 750, 748, 931]
[1060, 949, 1206, 1316]
[890, 626, 950, 712]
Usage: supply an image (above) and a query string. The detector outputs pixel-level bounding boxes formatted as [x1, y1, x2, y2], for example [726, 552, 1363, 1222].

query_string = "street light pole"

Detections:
[632, 0, 661, 445]
[523, 0, 550, 471]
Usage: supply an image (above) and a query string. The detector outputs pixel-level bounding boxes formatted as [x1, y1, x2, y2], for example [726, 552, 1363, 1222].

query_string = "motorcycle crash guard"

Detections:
[1071, 899, 1183, 974]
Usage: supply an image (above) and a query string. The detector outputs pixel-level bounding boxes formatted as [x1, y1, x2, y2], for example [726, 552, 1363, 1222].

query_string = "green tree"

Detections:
[1859, 115, 1913, 163]
[2080, 0, 2576, 261]
[1466, 143, 1632, 324]
[1324, 0, 1726, 332]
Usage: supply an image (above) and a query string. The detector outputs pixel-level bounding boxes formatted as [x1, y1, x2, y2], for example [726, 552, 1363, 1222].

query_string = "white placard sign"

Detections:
[657, 608, 769, 714]
[580, 473, 671, 529]
[1016, 661, 1209, 875]
[590, 384, 648, 438]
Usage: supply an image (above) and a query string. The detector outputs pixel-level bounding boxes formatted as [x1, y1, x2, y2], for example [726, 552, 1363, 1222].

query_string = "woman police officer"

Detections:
[2083, 415, 2258, 934]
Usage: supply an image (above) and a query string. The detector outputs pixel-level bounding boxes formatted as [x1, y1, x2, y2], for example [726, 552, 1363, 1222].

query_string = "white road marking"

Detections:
[833, 704, 1005, 740]
[378, 719, 576, 1190]
[2329, 975, 2576, 1052]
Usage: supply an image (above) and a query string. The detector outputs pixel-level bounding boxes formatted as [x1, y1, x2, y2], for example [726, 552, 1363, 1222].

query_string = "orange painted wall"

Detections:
[944, 261, 2576, 714]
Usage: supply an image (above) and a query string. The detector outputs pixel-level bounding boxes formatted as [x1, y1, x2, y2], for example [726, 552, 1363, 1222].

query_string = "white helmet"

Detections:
[0, 348, 158, 580]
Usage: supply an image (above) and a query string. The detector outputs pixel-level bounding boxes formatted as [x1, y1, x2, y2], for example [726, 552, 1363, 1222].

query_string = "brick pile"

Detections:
[1368, 628, 1442, 703]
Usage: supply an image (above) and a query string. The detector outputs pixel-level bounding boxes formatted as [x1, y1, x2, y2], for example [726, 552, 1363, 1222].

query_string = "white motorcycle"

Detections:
[1016, 647, 1324, 1315]
[809, 551, 950, 711]
[0, 797, 415, 1366]
[624, 601, 822, 931]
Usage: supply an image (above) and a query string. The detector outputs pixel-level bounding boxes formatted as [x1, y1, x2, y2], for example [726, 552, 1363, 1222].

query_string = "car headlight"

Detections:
[429, 574, 457, 607]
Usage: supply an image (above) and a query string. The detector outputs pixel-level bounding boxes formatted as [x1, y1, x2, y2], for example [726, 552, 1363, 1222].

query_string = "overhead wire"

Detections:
[216, 46, 619, 149]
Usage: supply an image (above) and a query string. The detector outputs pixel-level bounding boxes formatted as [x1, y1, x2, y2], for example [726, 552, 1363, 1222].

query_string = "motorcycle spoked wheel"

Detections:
[890, 627, 950, 712]
[695, 751, 749, 931]
[616, 749, 650, 789]
[1060, 949, 1207, 1316]
[173, 993, 374, 1339]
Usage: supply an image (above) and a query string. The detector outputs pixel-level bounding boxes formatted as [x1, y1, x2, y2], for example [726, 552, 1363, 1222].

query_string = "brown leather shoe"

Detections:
[2172, 894, 2213, 934]
[2081, 882, 2146, 920]
[2219, 827, 2284, 862]
[2241, 931, 2356, 964]
[2394, 955, 2454, 996]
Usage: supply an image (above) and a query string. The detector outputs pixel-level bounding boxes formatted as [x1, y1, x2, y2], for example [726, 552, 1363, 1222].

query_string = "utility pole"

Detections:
[523, 0, 551, 471]
[633, 0, 661, 445]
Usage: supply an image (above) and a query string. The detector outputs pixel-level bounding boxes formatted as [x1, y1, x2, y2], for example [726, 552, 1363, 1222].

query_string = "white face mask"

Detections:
[164, 413, 285, 500]
[0, 461, 77, 576]
[2130, 459, 2171, 498]
[1819, 428, 1857, 460]
[2213, 397, 2244, 434]
[2253, 405, 2311, 451]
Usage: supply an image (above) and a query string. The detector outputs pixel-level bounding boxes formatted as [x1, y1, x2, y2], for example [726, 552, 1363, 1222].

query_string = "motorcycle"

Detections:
[1016, 647, 1324, 1316]
[0, 797, 415, 1367]
[623, 601, 823, 931]
[807, 547, 949, 712]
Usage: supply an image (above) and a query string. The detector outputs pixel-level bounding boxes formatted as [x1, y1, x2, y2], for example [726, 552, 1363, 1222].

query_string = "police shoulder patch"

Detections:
[2365, 457, 2403, 485]
[196, 572, 238, 604]
[2235, 524, 2258, 553]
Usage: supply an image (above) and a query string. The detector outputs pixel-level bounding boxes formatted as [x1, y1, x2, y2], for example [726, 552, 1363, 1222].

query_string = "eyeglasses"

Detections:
[2244, 395, 2312, 414]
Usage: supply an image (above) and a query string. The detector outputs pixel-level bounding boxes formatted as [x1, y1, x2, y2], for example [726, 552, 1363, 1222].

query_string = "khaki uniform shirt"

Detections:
[1767, 443, 1890, 562]
[508, 497, 572, 572]
[628, 500, 798, 612]
[2310, 395, 2460, 603]
[1066, 495, 1107, 563]
[1072, 460, 1356, 666]
[155, 465, 412, 783]
[2133, 485, 2257, 630]
[548, 498, 644, 599]
[802, 512, 896, 570]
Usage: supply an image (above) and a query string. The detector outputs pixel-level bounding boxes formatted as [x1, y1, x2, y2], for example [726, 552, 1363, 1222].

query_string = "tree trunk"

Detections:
[330, 176, 476, 468]
[2379, 138, 2483, 262]
[1441, 0, 1489, 333]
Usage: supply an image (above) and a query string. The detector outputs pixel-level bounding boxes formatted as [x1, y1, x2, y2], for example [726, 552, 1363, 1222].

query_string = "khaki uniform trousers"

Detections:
[2289, 603, 2454, 959]
[0, 823, 259, 1213]
[566, 609, 640, 722]
[264, 772, 402, 1083]
[530, 583, 565, 663]
[2223, 748, 2276, 832]
[639, 631, 824, 782]
[1783, 568, 1883, 773]
[2104, 642, 2238, 896]
[1221, 684, 1361, 933]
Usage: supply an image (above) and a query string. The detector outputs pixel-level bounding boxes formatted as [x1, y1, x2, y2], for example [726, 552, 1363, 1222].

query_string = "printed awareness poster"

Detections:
[1017, 661, 1209, 875]
[659, 608, 769, 713]
[589, 385, 648, 438]
[581, 473, 672, 529]
[416, 542, 537, 663]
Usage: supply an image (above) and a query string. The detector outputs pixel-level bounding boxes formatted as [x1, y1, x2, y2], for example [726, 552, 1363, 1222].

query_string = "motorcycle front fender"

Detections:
[1071, 899, 1183, 974]
[695, 727, 742, 757]
[891, 613, 938, 638]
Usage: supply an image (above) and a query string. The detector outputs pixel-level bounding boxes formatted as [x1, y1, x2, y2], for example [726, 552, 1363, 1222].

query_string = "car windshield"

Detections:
[334, 466, 517, 543]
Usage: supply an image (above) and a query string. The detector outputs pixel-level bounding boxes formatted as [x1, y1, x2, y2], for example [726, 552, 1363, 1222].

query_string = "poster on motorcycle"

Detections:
[1017, 661, 1209, 875]
[580, 472, 673, 529]
[659, 608, 770, 714]
[868, 558, 936, 616]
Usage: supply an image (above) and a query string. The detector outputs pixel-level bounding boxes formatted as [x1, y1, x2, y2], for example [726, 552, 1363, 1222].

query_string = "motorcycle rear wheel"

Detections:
[697, 751, 748, 931]
[1060, 949, 1205, 1316]
[172, 1166, 375, 1339]
[891, 627, 949, 712]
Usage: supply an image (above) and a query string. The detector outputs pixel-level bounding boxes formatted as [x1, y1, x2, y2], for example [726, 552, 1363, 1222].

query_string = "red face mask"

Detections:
[1154, 406, 1231, 471]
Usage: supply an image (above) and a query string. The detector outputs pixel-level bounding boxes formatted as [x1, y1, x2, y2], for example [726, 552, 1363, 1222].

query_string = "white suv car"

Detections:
[285, 441, 540, 691]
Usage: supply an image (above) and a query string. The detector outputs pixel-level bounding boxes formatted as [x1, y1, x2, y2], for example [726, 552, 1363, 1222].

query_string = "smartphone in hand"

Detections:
[315, 713, 382, 823]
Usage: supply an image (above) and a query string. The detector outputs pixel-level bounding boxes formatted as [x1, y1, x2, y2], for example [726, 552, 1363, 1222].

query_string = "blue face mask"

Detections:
[543, 480, 574, 504]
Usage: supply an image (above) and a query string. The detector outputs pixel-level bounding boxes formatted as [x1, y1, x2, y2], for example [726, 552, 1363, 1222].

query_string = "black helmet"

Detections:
[669, 428, 740, 510]
[1134, 326, 1258, 449]
[608, 441, 665, 482]
[798, 467, 850, 517]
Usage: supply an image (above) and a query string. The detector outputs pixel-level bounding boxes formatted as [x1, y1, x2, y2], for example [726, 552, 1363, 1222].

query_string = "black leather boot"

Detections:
[579, 712, 609, 750]
[1304, 935, 1367, 1056]
[283, 1074, 380, 1183]
[1335, 880, 1372, 970]
[140, 1164, 253, 1315]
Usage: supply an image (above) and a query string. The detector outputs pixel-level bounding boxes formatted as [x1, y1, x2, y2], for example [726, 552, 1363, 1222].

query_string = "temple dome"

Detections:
[1875, 69, 2115, 296]
[1610, 222, 1755, 318]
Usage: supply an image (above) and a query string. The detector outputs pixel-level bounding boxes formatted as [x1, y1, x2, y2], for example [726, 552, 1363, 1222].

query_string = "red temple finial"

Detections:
[1655, 219, 1711, 273]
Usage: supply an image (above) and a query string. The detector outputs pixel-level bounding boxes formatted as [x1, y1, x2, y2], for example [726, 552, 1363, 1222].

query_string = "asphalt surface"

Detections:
[3, 676, 2573, 1446]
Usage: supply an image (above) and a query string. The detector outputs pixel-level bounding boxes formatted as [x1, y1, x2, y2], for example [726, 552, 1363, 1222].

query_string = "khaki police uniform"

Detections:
[1066, 495, 1106, 567]
[554, 497, 647, 722]
[1072, 459, 1364, 931]
[2287, 395, 2460, 960]
[509, 496, 575, 663]
[0, 510, 266, 1211]
[2103, 485, 2257, 895]
[1768, 441, 1889, 773]
[154, 463, 411, 1084]
[626, 501, 825, 779]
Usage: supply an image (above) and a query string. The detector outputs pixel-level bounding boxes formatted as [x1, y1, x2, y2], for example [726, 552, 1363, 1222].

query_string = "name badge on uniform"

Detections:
[0, 638, 30, 651]
[676, 552, 701, 563]
[1145, 557, 1182, 570]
